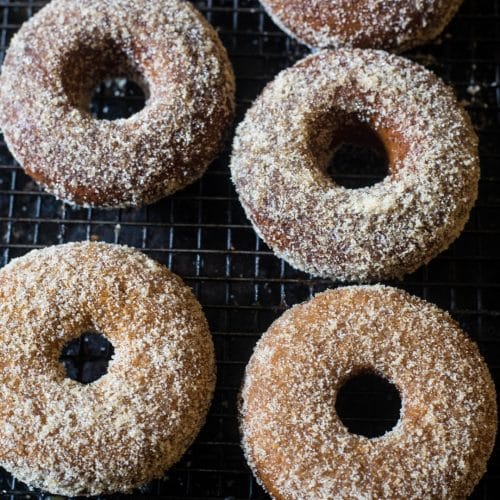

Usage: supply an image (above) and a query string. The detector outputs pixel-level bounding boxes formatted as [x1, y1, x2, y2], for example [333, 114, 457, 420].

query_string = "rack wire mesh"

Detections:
[0, 0, 499, 498]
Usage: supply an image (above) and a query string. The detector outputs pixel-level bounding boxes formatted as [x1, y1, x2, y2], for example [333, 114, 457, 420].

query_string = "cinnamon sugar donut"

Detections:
[0, 242, 215, 496]
[0, 0, 235, 208]
[260, 0, 463, 51]
[230, 49, 479, 282]
[240, 286, 497, 499]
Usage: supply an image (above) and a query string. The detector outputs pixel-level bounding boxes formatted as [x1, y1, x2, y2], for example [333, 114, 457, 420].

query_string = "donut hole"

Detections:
[59, 332, 115, 384]
[335, 372, 401, 438]
[327, 124, 389, 189]
[90, 77, 147, 120]
[60, 42, 149, 121]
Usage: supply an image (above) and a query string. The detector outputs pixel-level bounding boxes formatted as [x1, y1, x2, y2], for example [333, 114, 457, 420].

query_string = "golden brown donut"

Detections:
[240, 285, 497, 499]
[0, 242, 215, 496]
[230, 49, 479, 282]
[260, 0, 463, 51]
[0, 0, 235, 208]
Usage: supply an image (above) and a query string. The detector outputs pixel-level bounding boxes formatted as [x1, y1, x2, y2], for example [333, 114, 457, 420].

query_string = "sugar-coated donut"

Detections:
[240, 285, 497, 499]
[0, 0, 235, 208]
[0, 242, 215, 496]
[260, 0, 463, 51]
[230, 49, 479, 282]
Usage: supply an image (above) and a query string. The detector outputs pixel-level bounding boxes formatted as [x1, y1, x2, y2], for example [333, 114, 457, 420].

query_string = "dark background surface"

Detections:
[0, 0, 499, 498]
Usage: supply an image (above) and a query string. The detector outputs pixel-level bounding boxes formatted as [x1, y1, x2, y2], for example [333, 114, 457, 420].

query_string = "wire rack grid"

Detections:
[0, 0, 499, 499]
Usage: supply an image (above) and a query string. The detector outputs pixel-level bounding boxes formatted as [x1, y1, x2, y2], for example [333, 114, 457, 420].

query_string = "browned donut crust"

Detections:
[230, 49, 479, 282]
[260, 0, 463, 51]
[0, 0, 235, 208]
[0, 242, 216, 496]
[240, 286, 497, 499]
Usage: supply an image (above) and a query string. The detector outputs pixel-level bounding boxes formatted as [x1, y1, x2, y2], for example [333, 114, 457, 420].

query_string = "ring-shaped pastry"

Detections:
[230, 49, 479, 282]
[0, 0, 235, 208]
[260, 0, 463, 51]
[0, 242, 216, 496]
[240, 285, 497, 499]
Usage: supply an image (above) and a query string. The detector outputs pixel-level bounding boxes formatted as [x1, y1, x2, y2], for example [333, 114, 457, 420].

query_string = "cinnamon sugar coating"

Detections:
[0, 0, 235, 208]
[0, 242, 216, 496]
[260, 0, 463, 51]
[240, 285, 497, 499]
[230, 49, 479, 282]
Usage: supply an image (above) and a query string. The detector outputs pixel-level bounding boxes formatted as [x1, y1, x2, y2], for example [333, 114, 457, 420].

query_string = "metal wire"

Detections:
[0, 0, 499, 498]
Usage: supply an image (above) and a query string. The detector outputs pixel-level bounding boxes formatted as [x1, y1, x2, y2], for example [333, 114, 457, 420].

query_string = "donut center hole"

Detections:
[326, 124, 389, 189]
[59, 332, 115, 384]
[61, 42, 148, 120]
[335, 373, 401, 438]
[90, 77, 147, 120]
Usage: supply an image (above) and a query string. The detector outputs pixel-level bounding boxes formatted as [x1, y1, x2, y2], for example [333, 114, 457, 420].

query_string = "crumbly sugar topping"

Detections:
[260, 0, 463, 51]
[0, 242, 216, 496]
[230, 49, 479, 282]
[240, 285, 497, 499]
[0, 0, 235, 208]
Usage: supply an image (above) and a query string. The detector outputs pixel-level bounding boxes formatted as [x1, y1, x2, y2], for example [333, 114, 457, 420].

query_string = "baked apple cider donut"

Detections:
[0, 242, 215, 496]
[230, 49, 479, 282]
[260, 0, 463, 51]
[240, 285, 497, 499]
[0, 0, 235, 208]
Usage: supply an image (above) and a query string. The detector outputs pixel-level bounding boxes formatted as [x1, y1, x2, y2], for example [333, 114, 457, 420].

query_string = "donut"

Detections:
[240, 285, 497, 499]
[230, 49, 479, 282]
[0, 0, 235, 208]
[0, 242, 215, 496]
[260, 0, 463, 51]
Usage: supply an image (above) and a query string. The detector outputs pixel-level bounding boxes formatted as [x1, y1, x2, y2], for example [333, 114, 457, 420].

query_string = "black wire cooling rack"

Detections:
[0, 0, 499, 499]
